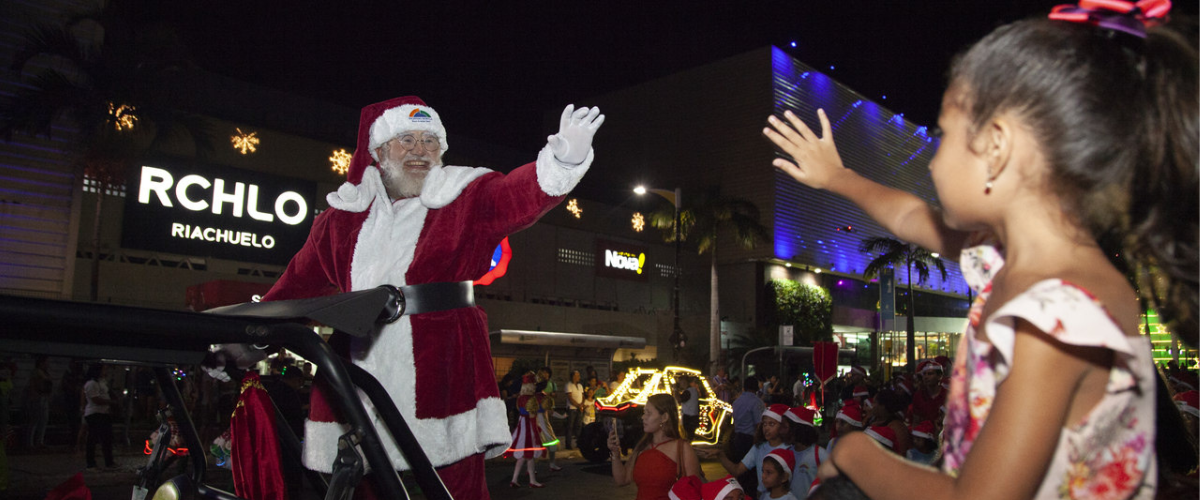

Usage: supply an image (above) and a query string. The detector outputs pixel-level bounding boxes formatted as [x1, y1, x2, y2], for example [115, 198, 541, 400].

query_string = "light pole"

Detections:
[635, 186, 683, 360]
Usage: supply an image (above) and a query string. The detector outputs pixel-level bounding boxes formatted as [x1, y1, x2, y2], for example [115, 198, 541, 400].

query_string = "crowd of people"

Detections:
[2, 1, 1197, 499]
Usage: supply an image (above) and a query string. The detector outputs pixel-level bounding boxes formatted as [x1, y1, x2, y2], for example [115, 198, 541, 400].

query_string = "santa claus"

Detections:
[262, 95, 604, 498]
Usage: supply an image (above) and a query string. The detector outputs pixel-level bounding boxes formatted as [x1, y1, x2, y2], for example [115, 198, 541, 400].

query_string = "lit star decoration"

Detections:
[231, 128, 260, 155]
[107, 102, 137, 131]
[329, 148, 352, 175]
[566, 198, 582, 219]
[632, 212, 645, 232]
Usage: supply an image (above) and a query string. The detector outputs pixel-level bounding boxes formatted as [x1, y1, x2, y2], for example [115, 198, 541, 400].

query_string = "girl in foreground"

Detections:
[763, 2, 1197, 499]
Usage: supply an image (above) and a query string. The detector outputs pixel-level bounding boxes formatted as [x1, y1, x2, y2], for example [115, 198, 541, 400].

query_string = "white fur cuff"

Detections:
[536, 145, 592, 197]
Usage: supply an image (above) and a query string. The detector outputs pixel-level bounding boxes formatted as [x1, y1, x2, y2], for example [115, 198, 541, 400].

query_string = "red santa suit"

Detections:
[262, 96, 594, 497]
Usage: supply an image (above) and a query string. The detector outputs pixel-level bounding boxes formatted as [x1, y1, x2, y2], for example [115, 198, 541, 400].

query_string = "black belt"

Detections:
[381, 281, 475, 322]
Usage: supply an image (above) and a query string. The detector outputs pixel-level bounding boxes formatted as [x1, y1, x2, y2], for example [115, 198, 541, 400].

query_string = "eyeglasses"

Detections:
[393, 134, 440, 152]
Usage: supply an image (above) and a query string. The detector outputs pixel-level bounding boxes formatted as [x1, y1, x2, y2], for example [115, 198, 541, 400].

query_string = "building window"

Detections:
[557, 248, 592, 266]
[656, 263, 680, 278]
[83, 176, 126, 197]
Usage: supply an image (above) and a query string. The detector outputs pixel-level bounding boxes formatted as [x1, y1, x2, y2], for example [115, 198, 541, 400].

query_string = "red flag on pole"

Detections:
[813, 341, 839, 384]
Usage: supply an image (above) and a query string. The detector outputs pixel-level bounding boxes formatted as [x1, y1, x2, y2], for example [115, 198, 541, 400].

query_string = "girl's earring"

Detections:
[984, 179, 994, 195]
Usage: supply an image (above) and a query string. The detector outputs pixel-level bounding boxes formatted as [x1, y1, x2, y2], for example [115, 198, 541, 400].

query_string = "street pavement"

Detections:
[5, 443, 731, 499]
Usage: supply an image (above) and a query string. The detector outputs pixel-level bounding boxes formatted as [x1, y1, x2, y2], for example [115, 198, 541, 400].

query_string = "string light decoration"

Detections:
[231, 128, 260, 155]
[595, 366, 732, 445]
[329, 148, 352, 175]
[566, 198, 582, 218]
[632, 212, 645, 232]
[107, 102, 137, 131]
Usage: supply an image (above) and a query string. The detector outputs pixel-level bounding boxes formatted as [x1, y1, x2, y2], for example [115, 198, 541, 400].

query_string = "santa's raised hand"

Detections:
[548, 104, 605, 165]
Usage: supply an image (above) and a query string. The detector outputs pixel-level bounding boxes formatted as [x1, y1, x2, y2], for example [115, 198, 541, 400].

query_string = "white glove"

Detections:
[547, 104, 605, 165]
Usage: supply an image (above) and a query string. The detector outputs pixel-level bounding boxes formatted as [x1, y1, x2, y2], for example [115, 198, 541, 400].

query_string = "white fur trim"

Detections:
[326, 164, 490, 213]
[535, 145, 592, 196]
[762, 408, 784, 422]
[369, 104, 447, 160]
[865, 428, 893, 448]
[327, 167, 389, 213]
[835, 412, 863, 427]
[766, 454, 793, 479]
[1178, 401, 1200, 418]
[419, 165, 493, 209]
[710, 482, 740, 500]
[912, 430, 934, 440]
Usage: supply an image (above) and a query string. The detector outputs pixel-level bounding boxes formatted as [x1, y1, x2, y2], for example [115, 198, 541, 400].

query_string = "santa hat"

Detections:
[850, 366, 866, 377]
[522, 373, 537, 385]
[1175, 390, 1199, 417]
[865, 425, 896, 450]
[785, 406, 816, 428]
[917, 360, 943, 374]
[911, 420, 936, 440]
[835, 403, 864, 428]
[346, 96, 449, 185]
[852, 386, 870, 398]
[896, 378, 914, 395]
[669, 475, 703, 500]
[762, 404, 790, 423]
[701, 475, 744, 500]
[765, 449, 796, 479]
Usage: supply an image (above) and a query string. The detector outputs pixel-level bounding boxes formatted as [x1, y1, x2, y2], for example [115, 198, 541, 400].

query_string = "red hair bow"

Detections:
[1049, 0, 1171, 38]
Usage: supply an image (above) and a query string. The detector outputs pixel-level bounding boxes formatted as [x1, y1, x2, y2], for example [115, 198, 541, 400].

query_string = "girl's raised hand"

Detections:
[763, 109, 846, 190]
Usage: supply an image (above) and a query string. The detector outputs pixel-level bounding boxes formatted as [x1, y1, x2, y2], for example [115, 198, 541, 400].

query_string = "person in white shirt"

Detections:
[565, 370, 584, 449]
[83, 364, 116, 469]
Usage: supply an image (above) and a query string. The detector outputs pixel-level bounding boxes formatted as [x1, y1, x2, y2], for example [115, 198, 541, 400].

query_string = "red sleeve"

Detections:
[470, 161, 567, 239]
[262, 209, 343, 301]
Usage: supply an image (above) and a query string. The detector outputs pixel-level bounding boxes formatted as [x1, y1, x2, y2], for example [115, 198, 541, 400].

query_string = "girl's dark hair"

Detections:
[873, 390, 906, 422]
[753, 417, 794, 446]
[792, 422, 818, 448]
[808, 476, 870, 500]
[632, 393, 684, 456]
[949, 18, 1198, 345]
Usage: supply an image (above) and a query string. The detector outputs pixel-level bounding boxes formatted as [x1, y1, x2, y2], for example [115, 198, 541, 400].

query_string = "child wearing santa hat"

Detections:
[785, 406, 824, 499]
[508, 373, 545, 488]
[713, 403, 794, 498]
[906, 421, 938, 465]
[762, 449, 800, 500]
[826, 401, 864, 453]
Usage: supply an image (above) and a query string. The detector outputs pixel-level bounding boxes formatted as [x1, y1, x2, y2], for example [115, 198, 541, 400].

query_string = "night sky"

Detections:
[159, 1, 1197, 153]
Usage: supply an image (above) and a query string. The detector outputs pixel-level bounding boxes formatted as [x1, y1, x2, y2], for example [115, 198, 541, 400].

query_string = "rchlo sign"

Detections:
[122, 162, 317, 265]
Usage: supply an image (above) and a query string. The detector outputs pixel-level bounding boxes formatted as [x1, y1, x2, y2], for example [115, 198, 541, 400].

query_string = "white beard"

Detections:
[379, 156, 432, 200]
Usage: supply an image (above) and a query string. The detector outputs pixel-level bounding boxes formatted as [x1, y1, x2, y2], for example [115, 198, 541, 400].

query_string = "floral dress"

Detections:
[941, 242, 1157, 499]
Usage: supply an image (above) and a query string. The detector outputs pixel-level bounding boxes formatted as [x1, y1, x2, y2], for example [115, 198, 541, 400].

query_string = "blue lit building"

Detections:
[584, 46, 972, 369]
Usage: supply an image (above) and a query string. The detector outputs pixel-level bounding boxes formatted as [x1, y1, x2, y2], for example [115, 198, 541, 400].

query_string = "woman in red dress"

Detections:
[608, 393, 703, 500]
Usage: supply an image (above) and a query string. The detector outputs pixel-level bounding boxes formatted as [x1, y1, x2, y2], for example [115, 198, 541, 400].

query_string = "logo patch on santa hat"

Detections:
[409, 108, 433, 122]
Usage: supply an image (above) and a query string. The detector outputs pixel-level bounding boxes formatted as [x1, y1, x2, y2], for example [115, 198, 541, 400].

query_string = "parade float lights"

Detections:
[595, 366, 732, 445]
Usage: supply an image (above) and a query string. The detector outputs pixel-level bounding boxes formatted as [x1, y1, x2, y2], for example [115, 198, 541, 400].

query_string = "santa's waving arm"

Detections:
[474, 104, 605, 236]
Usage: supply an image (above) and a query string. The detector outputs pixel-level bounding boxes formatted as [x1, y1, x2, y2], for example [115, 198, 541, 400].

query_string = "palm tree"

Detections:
[860, 236, 948, 373]
[1, 1, 213, 301]
[650, 186, 770, 373]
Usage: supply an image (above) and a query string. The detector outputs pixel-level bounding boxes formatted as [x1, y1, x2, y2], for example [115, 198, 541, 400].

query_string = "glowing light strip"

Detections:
[143, 439, 189, 456]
